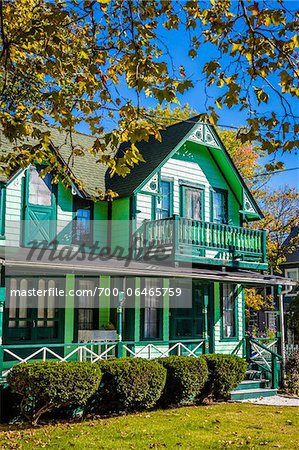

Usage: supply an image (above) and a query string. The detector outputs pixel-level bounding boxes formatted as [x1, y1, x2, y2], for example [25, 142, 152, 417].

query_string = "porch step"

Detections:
[231, 388, 277, 401]
[233, 379, 269, 391]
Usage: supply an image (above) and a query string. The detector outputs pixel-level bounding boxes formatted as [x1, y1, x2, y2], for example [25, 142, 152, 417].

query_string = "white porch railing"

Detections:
[0, 339, 206, 380]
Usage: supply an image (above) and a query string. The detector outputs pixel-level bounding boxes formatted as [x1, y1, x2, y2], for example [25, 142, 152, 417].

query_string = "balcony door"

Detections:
[181, 185, 204, 220]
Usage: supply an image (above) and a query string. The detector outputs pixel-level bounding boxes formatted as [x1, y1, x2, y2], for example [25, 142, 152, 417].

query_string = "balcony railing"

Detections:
[133, 216, 267, 269]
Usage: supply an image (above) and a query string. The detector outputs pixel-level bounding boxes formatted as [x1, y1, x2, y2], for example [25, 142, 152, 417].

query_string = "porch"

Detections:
[133, 216, 268, 270]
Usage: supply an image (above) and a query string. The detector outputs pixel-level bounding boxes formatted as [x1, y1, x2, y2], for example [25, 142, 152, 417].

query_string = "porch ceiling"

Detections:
[1, 250, 295, 287]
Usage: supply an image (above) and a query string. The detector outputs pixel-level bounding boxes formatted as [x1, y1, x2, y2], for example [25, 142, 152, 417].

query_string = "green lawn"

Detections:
[0, 403, 298, 449]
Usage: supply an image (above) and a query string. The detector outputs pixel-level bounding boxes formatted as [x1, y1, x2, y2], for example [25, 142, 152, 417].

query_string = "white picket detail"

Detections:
[250, 339, 278, 371]
[123, 341, 204, 358]
[2, 344, 118, 377]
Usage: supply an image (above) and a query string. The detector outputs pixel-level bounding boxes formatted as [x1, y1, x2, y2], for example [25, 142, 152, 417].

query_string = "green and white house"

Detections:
[0, 117, 293, 399]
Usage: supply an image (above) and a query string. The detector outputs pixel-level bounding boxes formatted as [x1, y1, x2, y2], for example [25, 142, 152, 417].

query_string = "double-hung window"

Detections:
[73, 197, 92, 244]
[222, 283, 237, 338]
[213, 188, 228, 224]
[156, 180, 172, 219]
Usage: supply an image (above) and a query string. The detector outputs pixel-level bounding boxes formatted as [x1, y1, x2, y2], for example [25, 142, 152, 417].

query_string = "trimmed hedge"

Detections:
[285, 350, 299, 395]
[7, 361, 102, 424]
[89, 358, 167, 413]
[158, 356, 208, 406]
[201, 354, 247, 400]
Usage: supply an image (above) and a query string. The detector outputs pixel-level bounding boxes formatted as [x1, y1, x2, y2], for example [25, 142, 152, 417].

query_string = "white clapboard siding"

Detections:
[136, 145, 240, 226]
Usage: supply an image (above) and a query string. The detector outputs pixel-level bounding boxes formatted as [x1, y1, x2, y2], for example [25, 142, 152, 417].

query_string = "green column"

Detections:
[64, 274, 75, 357]
[134, 277, 140, 343]
[242, 287, 246, 358]
[64, 274, 75, 344]
[0, 288, 5, 345]
[203, 284, 209, 354]
[0, 300, 4, 379]
[212, 282, 221, 353]
[163, 279, 170, 342]
[99, 275, 110, 329]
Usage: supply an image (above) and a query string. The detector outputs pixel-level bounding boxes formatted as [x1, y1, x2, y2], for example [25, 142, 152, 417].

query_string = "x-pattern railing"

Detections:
[1, 344, 118, 378]
[1, 339, 206, 379]
[123, 341, 204, 359]
[246, 337, 282, 389]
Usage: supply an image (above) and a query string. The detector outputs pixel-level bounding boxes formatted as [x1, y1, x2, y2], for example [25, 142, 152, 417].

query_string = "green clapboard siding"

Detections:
[94, 202, 108, 247]
[111, 196, 131, 254]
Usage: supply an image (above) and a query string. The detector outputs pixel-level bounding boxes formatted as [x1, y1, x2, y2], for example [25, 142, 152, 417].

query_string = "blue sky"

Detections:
[155, 22, 299, 192]
[77, 6, 299, 191]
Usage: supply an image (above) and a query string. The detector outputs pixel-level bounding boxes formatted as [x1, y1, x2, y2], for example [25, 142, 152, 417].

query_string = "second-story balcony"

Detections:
[132, 216, 268, 270]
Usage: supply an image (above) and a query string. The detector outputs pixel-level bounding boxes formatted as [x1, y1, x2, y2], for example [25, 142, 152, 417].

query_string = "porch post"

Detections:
[0, 288, 5, 346]
[276, 284, 286, 386]
[203, 284, 209, 354]
[99, 275, 110, 329]
[275, 285, 283, 356]
[0, 288, 5, 377]
[134, 277, 140, 343]
[64, 274, 75, 357]
[163, 279, 170, 342]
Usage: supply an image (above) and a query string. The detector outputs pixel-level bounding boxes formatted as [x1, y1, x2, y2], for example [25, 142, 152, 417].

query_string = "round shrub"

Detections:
[285, 350, 299, 395]
[7, 361, 102, 424]
[89, 358, 167, 413]
[201, 354, 247, 400]
[158, 356, 208, 406]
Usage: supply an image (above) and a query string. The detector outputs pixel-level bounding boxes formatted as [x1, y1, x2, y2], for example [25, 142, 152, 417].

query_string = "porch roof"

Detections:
[1, 249, 295, 287]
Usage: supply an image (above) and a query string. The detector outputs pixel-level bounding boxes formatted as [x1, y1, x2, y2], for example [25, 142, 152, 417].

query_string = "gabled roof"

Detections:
[0, 127, 107, 197]
[106, 117, 200, 197]
[282, 226, 299, 264]
[106, 116, 263, 219]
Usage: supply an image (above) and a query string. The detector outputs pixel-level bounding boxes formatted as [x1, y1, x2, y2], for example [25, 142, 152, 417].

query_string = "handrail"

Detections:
[245, 336, 282, 389]
[1, 338, 206, 350]
[248, 337, 282, 360]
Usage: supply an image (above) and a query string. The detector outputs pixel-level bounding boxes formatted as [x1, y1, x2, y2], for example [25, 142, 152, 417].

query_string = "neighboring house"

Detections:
[0, 117, 291, 392]
[281, 227, 299, 346]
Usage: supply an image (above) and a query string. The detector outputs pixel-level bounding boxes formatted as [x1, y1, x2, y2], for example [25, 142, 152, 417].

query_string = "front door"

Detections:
[23, 166, 56, 246]
[170, 282, 204, 340]
[3, 277, 64, 344]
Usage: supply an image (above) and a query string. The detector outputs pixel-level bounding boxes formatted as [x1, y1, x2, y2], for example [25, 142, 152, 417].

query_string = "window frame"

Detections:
[180, 182, 205, 221]
[140, 278, 163, 341]
[72, 196, 94, 245]
[27, 166, 54, 207]
[75, 277, 99, 335]
[220, 283, 238, 340]
[211, 187, 228, 225]
[155, 178, 173, 220]
[0, 184, 6, 238]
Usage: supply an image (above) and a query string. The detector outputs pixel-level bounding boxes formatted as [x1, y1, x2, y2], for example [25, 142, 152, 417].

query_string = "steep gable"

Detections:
[0, 127, 107, 197]
[106, 117, 262, 220]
